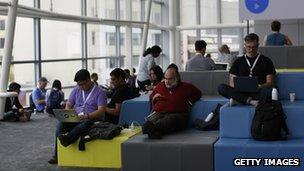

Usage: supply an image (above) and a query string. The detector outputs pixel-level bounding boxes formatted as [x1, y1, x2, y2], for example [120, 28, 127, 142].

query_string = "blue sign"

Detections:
[245, 0, 269, 14]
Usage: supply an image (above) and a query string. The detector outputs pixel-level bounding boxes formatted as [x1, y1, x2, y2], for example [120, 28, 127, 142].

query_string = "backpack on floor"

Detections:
[79, 122, 123, 151]
[193, 103, 222, 131]
[251, 100, 289, 141]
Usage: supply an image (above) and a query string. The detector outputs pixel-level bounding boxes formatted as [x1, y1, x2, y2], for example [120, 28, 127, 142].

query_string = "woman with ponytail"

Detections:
[137, 45, 162, 91]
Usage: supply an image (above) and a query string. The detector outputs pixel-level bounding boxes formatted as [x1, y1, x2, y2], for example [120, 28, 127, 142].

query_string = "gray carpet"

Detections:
[0, 114, 118, 171]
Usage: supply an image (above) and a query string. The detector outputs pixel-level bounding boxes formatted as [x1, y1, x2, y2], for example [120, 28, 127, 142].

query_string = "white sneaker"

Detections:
[229, 98, 240, 107]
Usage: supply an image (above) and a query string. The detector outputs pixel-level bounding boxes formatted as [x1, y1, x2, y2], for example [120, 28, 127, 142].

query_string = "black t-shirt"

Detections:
[229, 54, 276, 84]
[5, 96, 23, 113]
[106, 84, 133, 124]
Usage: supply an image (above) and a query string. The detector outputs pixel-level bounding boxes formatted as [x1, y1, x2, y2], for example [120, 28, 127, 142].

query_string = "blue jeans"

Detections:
[218, 84, 273, 104]
[53, 120, 94, 158]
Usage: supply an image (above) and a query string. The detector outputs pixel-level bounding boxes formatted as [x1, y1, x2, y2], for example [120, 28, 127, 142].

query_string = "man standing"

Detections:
[48, 69, 107, 164]
[218, 33, 276, 106]
[263, 20, 292, 46]
[31, 77, 48, 112]
[142, 68, 202, 139]
[185, 40, 215, 71]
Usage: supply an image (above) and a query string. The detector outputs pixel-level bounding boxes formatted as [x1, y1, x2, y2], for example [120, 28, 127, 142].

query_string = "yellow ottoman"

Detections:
[58, 128, 141, 168]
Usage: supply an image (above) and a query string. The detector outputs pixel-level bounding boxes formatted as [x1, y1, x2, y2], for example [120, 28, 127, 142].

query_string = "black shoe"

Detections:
[58, 134, 70, 147]
[48, 156, 58, 164]
[143, 121, 162, 139]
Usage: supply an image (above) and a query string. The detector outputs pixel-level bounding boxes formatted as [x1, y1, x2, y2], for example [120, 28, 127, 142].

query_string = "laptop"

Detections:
[53, 109, 80, 123]
[215, 63, 228, 70]
[234, 76, 259, 93]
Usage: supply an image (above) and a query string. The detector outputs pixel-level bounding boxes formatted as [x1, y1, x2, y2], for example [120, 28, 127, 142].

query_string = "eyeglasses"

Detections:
[245, 45, 258, 49]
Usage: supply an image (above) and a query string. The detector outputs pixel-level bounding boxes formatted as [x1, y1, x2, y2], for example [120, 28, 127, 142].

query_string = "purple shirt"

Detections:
[68, 85, 107, 114]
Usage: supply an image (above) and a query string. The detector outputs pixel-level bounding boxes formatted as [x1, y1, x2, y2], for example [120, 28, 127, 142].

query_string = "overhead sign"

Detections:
[240, 0, 304, 20]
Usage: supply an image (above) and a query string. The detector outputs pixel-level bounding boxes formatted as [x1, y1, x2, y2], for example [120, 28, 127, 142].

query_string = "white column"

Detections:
[169, 0, 179, 66]
[0, 0, 19, 119]
[125, 0, 132, 69]
[140, 0, 152, 56]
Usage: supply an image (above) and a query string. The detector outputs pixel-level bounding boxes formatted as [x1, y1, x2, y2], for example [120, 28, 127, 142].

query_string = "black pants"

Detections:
[137, 79, 151, 91]
[145, 112, 188, 135]
[218, 84, 273, 104]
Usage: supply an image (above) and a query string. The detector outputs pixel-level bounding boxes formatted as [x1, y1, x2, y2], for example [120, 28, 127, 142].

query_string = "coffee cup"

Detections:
[289, 93, 296, 102]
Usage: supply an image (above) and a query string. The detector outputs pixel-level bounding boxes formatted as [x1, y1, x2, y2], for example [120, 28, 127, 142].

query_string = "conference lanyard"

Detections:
[245, 53, 260, 77]
[82, 85, 96, 108]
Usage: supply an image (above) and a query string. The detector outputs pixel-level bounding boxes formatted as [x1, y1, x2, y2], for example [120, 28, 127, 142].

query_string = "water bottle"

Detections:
[272, 88, 278, 100]
[204, 112, 214, 122]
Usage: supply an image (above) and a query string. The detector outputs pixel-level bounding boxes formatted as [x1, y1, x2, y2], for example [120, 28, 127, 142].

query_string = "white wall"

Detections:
[254, 19, 304, 46]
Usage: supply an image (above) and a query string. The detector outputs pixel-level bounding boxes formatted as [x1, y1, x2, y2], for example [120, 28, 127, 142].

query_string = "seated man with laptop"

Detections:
[218, 33, 276, 107]
[48, 69, 107, 164]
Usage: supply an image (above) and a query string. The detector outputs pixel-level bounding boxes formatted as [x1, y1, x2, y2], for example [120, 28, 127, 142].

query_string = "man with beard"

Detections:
[142, 67, 202, 139]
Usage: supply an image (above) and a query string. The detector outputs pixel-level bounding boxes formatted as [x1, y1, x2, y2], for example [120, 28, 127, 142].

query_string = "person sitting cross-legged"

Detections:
[1, 82, 32, 122]
[218, 33, 276, 107]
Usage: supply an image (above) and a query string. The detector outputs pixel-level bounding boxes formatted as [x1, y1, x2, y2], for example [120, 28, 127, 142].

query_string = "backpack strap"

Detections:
[78, 136, 93, 151]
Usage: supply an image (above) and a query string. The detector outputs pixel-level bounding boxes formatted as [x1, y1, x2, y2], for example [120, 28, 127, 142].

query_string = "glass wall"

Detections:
[40, 0, 81, 15]
[41, 20, 82, 60]
[87, 0, 116, 19]
[200, 0, 217, 25]
[0, 0, 248, 103]
[180, 0, 196, 26]
[221, 0, 239, 24]
[179, 0, 246, 70]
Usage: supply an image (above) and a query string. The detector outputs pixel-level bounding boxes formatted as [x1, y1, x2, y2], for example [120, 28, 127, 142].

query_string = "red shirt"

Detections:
[150, 82, 202, 113]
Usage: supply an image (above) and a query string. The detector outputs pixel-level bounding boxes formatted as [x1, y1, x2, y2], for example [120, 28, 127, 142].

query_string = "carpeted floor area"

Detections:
[0, 114, 118, 171]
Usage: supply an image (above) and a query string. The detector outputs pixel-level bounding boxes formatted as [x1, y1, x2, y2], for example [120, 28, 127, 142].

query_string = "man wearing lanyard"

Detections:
[218, 33, 276, 106]
[48, 69, 107, 164]
[31, 77, 48, 112]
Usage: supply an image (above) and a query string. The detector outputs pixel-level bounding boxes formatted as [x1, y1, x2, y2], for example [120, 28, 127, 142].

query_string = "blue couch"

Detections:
[120, 95, 228, 171]
[215, 72, 304, 171]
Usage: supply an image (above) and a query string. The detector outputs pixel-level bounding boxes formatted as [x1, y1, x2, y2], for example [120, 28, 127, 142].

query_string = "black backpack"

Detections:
[47, 89, 62, 109]
[79, 122, 122, 151]
[251, 100, 290, 141]
[193, 103, 222, 131]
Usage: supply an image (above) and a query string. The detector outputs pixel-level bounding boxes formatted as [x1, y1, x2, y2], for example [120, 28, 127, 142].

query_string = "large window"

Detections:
[180, 0, 196, 26]
[13, 17, 34, 61]
[88, 25, 116, 57]
[221, 0, 239, 24]
[19, 0, 34, 6]
[151, 3, 161, 25]
[87, 0, 116, 19]
[41, 20, 81, 60]
[0, 0, 165, 97]
[41, 0, 81, 15]
[10, 64, 35, 88]
[200, 0, 217, 25]
[41, 61, 82, 87]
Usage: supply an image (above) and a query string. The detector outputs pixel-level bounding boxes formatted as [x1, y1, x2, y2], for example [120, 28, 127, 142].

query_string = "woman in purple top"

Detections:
[48, 69, 107, 164]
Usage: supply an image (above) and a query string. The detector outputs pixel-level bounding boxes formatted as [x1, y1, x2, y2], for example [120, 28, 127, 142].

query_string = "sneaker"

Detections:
[249, 100, 259, 107]
[143, 121, 162, 139]
[229, 98, 241, 107]
[48, 156, 58, 164]
[58, 134, 70, 147]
